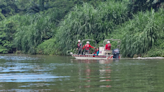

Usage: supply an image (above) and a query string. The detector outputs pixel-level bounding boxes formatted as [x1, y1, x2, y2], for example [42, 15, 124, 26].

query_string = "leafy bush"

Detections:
[146, 47, 164, 57]
[37, 38, 57, 55]
[0, 18, 17, 53]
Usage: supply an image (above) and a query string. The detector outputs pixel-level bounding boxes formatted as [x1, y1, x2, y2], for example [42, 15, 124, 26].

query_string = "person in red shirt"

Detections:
[105, 41, 111, 55]
[105, 41, 111, 50]
[82, 41, 94, 54]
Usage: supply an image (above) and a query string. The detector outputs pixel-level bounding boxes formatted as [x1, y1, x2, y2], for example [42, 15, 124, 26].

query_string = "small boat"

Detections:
[71, 39, 121, 60]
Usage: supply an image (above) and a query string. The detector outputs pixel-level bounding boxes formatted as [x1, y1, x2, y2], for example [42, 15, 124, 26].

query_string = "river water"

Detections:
[0, 54, 164, 92]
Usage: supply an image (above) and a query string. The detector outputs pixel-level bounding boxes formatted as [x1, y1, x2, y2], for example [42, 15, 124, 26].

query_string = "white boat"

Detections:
[72, 54, 114, 60]
[71, 39, 121, 60]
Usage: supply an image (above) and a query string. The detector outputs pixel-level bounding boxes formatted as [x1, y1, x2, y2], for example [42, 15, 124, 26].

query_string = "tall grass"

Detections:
[121, 9, 164, 57]
[54, 0, 128, 54]
[14, 13, 56, 54]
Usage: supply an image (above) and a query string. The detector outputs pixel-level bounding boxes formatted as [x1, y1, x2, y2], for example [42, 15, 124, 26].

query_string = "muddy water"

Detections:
[0, 54, 164, 92]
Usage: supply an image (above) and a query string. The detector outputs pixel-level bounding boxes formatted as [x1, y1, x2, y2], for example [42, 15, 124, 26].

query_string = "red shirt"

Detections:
[82, 44, 94, 50]
[105, 43, 111, 50]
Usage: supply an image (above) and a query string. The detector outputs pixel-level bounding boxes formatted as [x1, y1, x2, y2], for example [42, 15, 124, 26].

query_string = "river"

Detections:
[0, 54, 164, 92]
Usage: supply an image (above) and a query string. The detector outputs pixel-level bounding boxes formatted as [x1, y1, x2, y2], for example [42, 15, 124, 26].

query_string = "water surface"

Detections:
[0, 54, 164, 92]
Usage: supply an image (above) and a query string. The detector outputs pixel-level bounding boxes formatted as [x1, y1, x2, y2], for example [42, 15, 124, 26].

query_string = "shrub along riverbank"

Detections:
[0, 0, 164, 57]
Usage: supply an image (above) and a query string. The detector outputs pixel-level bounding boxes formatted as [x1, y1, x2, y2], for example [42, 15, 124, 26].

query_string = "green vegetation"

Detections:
[14, 14, 56, 54]
[54, 1, 128, 54]
[0, 18, 17, 53]
[121, 9, 164, 57]
[0, 0, 164, 57]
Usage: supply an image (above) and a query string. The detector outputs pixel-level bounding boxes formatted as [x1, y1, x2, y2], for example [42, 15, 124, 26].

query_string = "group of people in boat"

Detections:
[77, 40, 111, 55]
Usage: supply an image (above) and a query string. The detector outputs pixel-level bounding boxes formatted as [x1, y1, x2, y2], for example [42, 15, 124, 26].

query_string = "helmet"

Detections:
[86, 41, 90, 44]
[78, 40, 81, 42]
[107, 41, 110, 43]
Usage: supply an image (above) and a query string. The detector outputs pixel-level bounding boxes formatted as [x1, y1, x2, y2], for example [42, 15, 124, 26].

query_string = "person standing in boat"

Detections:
[82, 41, 94, 54]
[77, 40, 82, 55]
[105, 41, 112, 55]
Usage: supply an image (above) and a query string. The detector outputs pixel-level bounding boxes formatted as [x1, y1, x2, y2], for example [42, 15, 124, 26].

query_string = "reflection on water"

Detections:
[0, 55, 38, 61]
[0, 73, 67, 82]
[99, 60, 112, 88]
[69, 59, 115, 91]
[0, 54, 164, 92]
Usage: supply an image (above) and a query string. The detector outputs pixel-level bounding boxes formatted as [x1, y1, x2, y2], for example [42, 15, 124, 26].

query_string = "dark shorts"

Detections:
[84, 50, 89, 54]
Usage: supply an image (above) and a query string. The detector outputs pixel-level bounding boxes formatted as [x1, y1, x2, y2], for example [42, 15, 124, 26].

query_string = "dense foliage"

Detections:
[14, 14, 56, 54]
[0, 0, 164, 57]
[54, 0, 128, 54]
[0, 0, 107, 17]
[121, 9, 164, 57]
[0, 19, 16, 53]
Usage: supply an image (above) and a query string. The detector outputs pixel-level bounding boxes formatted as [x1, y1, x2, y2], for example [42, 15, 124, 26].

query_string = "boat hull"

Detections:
[72, 54, 114, 60]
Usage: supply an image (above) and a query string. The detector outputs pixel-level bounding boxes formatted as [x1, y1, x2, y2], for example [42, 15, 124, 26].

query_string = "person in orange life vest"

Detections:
[82, 41, 94, 54]
[77, 40, 82, 55]
[105, 41, 111, 50]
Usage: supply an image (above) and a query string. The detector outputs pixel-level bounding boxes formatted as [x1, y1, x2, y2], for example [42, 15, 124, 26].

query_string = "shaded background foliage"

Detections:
[0, 0, 164, 57]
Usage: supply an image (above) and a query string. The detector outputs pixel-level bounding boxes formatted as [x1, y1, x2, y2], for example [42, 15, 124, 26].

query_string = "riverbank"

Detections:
[133, 57, 164, 60]
[2, 52, 164, 60]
